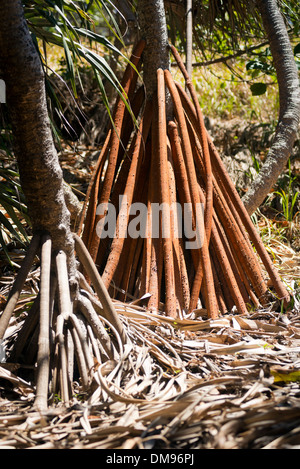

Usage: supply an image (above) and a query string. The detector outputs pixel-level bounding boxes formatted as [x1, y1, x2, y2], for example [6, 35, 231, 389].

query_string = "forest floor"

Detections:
[0, 64, 300, 450]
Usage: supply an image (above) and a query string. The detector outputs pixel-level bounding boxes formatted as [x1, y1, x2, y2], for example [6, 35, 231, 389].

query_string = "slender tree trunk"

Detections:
[242, 0, 300, 214]
[186, 0, 193, 79]
[0, 0, 76, 277]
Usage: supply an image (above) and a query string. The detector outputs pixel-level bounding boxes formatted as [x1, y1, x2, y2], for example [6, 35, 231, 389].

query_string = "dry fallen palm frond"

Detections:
[1, 298, 300, 449]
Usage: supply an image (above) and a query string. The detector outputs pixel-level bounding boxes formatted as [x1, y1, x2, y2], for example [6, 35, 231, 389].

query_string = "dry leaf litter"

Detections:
[0, 247, 300, 449]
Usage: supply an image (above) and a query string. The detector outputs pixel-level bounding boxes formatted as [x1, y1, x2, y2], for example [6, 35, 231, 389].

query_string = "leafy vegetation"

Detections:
[24, 0, 137, 136]
[274, 160, 299, 224]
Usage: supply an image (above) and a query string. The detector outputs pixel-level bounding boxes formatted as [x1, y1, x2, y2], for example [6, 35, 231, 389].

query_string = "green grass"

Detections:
[190, 63, 279, 122]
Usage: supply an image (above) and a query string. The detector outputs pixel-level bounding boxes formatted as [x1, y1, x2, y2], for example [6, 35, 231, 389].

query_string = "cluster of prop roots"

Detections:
[79, 40, 290, 320]
[0, 232, 127, 411]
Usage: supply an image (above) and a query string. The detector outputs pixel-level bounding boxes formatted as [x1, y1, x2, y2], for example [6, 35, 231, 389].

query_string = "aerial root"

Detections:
[83, 39, 146, 264]
[80, 42, 290, 319]
[175, 80, 290, 306]
[0, 231, 127, 410]
[34, 234, 52, 411]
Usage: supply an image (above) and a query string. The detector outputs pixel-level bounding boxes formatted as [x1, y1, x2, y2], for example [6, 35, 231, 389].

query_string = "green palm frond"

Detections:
[24, 0, 138, 138]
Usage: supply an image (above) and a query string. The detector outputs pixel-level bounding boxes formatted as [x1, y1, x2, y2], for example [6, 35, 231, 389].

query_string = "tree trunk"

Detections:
[137, 0, 172, 116]
[0, 0, 76, 277]
[186, 0, 193, 79]
[242, 0, 300, 214]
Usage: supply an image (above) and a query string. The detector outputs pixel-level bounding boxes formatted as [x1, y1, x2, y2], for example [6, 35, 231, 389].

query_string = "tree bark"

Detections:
[0, 0, 76, 276]
[137, 0, 172, 116]
[242, 0, 300, 214]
